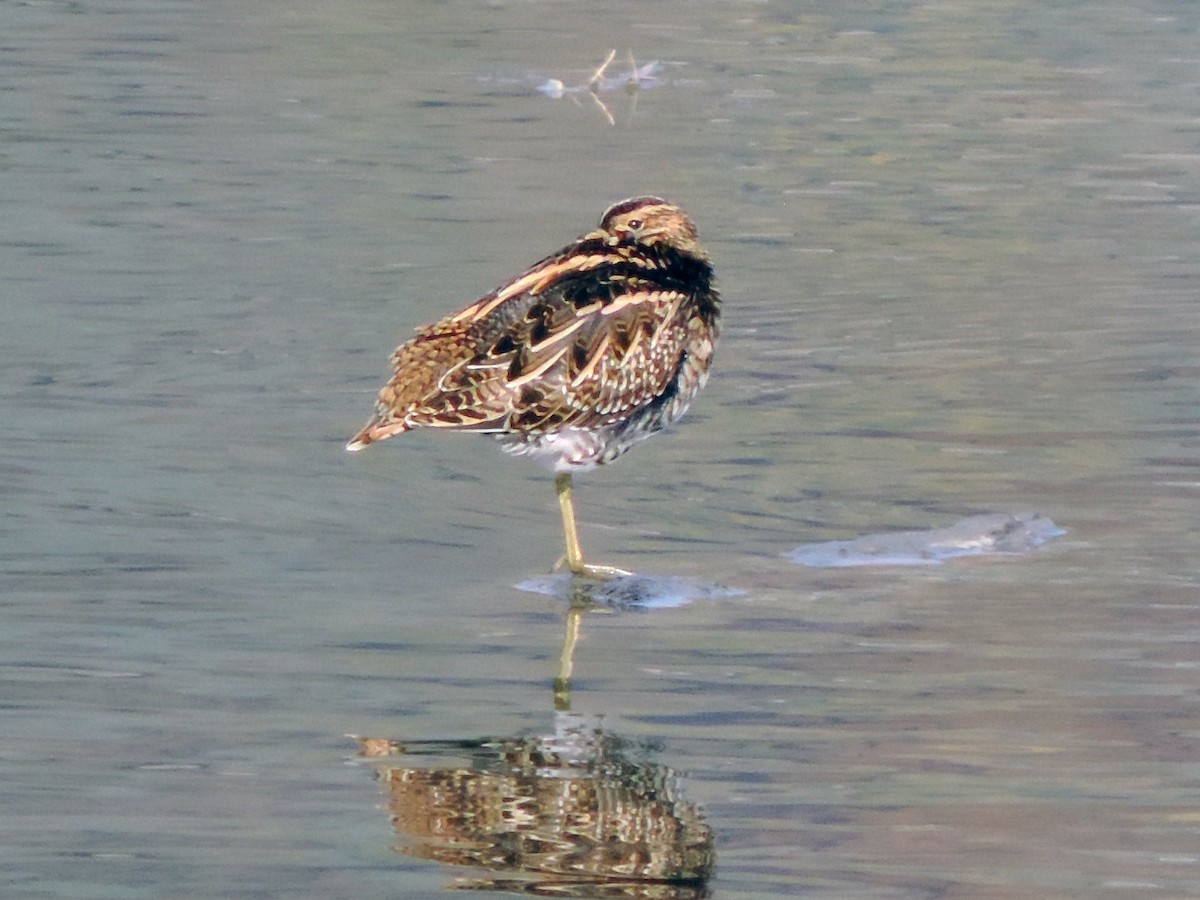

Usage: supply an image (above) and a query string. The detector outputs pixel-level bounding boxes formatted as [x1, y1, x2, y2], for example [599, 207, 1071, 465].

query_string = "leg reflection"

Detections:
[553, 603, 584, 711]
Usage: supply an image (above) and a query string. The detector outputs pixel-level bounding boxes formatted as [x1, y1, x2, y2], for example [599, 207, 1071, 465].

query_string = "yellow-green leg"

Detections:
[556, 472, 585, 574]
[555, 472, 631, 579]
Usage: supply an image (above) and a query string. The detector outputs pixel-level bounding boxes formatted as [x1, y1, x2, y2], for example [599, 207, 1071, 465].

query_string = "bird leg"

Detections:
[555, 472, 632, 579]
[556, 472, 585, 572]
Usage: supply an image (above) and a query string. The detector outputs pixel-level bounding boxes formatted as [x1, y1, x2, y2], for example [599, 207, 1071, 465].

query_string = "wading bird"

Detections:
[347, 196, 720, 578]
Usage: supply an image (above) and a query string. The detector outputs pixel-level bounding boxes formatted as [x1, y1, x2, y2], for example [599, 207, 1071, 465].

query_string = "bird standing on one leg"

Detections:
[347, 196, 720, 578]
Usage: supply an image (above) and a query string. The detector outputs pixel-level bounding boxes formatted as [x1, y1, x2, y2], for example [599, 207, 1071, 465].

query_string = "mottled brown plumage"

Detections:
[348, 196, 719, 577]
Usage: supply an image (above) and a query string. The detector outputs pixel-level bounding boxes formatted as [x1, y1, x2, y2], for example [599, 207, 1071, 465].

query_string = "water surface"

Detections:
[3, 1, 1199, 897]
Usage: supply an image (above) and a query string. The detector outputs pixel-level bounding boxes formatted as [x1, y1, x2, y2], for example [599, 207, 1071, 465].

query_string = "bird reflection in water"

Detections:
[356, 598, 714, 897]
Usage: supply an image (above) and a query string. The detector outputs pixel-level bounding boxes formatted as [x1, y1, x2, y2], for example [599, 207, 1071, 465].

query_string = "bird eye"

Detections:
[626, 219, 643, 230]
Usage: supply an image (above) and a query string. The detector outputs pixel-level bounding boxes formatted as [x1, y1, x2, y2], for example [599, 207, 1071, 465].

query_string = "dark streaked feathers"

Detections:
[347, 196, 719, 473]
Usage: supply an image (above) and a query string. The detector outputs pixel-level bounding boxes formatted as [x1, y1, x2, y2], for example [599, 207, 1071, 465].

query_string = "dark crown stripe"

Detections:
[599, 195, 669, 223]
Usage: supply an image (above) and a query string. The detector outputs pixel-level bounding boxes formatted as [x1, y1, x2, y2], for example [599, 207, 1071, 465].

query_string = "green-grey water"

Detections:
[3, 1, 1198, 897]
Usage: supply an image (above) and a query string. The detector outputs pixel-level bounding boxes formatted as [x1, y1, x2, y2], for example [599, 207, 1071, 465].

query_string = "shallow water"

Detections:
[3, 1, 1199, 897]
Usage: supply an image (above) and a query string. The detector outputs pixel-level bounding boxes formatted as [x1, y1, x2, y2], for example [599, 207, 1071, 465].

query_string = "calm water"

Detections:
[3, 1, 1199, 897]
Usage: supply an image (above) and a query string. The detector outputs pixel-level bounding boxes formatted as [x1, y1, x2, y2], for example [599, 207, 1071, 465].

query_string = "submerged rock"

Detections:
[516, 573, 743, 609]
[787, 512, 1065, 568]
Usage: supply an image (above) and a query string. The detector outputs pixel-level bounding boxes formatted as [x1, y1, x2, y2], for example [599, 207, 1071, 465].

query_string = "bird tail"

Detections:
[346, 418, 409, 452]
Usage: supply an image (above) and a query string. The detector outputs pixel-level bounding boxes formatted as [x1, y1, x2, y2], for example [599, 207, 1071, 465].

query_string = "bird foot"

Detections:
[577, 563, 635, 580]
[553, 557, 634, 581]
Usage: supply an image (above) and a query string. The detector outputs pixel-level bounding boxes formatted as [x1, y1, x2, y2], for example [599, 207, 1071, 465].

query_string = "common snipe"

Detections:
[347, 196, 720, 578]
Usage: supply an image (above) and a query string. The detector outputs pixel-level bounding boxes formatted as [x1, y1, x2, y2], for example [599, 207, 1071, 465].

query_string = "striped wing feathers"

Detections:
[347, 197, 715, 452]
[350, 275, 691, 447]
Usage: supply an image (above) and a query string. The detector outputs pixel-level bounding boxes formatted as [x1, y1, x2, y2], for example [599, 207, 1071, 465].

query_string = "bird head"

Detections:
[599, 196, 705, 258]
